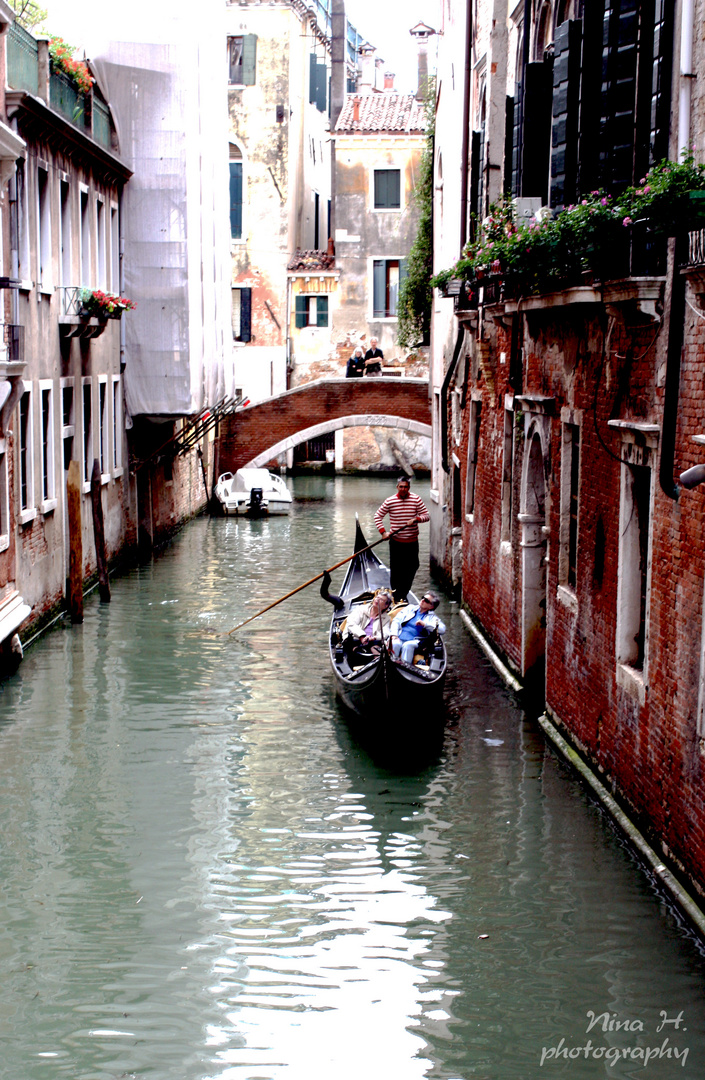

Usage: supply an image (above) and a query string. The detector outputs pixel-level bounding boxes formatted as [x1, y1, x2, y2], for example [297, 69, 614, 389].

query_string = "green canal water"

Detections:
[0, 475, 703, 1079]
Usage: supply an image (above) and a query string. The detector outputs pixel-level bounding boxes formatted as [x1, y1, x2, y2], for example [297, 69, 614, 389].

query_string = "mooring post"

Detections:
[66, 459, 83, 623]
[90, 459, 111, 602]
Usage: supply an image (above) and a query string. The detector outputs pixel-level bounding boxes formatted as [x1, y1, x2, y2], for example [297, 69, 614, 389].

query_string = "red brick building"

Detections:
[431, 0, 705, 905]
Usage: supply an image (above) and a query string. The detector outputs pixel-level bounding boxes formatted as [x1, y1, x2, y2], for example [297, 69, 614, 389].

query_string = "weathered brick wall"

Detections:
[218, 378, 431, 471]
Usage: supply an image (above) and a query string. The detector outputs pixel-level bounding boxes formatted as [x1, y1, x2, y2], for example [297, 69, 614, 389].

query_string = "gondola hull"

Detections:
[328, 522, 447, 727]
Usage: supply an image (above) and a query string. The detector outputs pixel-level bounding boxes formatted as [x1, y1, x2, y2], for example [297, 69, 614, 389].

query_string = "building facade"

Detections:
[431, 0, 705, 902]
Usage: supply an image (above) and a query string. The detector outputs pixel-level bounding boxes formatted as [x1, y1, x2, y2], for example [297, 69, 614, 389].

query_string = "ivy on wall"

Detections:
[397, 92, 434, 349]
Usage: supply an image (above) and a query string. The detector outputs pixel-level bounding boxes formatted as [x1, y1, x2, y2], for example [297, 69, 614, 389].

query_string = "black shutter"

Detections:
[504, 95, 514, 197]
[511, 81, 522, 197]
[577, 0, 605, 195]
[650, 0, 675, 166]
[470, 130, 481, 235]
[599, 0, 639, 192]
[550, 20, 582, 209]
[521, 58, 553, 202]
[240, 288, 252, 341]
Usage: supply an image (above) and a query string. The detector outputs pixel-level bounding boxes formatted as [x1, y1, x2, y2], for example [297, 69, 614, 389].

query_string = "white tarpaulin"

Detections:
[48, 0, 234, 418]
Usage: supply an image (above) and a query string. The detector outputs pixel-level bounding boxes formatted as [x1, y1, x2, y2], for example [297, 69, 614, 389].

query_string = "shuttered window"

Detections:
[373, 170, 400, 209]
[309, 53, 327, 112]
[229, 161, 242, 239]
[232, 288, 252, 342]
[295, 295, 329, 328]
[373, 259, 406, 317]
[228, 35, 256, 85]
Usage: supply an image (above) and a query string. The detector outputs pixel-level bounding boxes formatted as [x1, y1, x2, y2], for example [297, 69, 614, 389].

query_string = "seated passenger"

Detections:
[390, 591, 446, 665]
[343, 591, 393, 662]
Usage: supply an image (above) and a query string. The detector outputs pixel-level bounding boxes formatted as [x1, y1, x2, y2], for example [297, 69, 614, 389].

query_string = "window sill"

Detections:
[112, 466, 124, 479]
[370, 316, 399, 323]
[465, 512, 474, 524]
[371, 207, 402, 213]
[18, 279, 33, 293]
[82, 481, 91, 495]
[0, 534, 8, 553]
[19, 507, 37, 525]
[101, 472, 110, 486]
[40, 498, 57, 515]
[556, 584, 578, 614]
[499, 540, 512, 557]
[38, 285, 53, 297]
[616, 662, 646, 705]
[429, 488, 439, 504]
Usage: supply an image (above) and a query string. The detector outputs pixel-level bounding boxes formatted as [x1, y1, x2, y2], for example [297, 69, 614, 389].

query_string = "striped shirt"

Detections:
[374, 493, 430, 543]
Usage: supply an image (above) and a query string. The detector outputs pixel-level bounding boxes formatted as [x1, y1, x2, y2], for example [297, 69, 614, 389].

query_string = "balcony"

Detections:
[2, 323, 24, 363]
[57, 287, 107, 340]
[682, 228, 705, 309]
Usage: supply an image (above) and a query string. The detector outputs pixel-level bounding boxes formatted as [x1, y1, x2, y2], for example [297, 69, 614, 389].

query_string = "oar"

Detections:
[226, 524, 409, 635]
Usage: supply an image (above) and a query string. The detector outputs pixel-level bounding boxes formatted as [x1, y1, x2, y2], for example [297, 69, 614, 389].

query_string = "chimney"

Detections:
[384, 71, 395, 91]
[409, 22, 436, 102]
[358, 42, 376, 94]
[330, 0, 346, 131]
[353, 97, 360, 123]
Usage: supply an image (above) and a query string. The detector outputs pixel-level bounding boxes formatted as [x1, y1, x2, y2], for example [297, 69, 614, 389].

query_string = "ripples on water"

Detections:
[0, 476, 703, 1080]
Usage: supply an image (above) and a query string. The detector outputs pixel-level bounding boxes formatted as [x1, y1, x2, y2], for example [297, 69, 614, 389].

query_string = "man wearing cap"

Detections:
[390, 592, 446, 665]
[374, 476, 430, 603]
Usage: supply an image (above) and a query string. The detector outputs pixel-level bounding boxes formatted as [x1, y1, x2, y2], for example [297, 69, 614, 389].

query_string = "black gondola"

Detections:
[327, 521, 447, 722]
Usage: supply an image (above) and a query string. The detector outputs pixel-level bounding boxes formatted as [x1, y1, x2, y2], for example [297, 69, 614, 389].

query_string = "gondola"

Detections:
[326, 520, 447, 722]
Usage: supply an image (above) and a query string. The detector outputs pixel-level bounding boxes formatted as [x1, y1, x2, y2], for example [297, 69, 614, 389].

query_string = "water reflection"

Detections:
[0, 476, 702, 1079]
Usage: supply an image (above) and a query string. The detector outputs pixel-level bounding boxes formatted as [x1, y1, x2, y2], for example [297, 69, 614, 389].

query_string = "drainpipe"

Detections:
[459, 0, 473, 250]
[441, 325, 465, 474]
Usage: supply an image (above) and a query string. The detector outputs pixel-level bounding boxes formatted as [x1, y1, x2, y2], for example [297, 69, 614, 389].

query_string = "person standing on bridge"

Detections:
[374, 476, 430, 603]
[364, 337, 384, 376]
[346, 347, 365, 378]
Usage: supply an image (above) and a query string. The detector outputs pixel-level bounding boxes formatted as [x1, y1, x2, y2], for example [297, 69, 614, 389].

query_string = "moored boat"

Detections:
[214, 468, 293, 516]
[326, 521, 447, 723]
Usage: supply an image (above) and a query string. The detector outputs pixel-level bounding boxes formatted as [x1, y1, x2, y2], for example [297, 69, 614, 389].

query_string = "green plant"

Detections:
[9, 1, 47, 30]
[81, 289, 136, 317]
[397, 89, 434, 348]
[48, 37, 93, 96]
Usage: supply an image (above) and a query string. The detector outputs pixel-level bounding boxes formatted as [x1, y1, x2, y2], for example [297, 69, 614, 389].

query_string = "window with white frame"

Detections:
[16, 158, 30, 284]
[0, 439, 8, 551]
[61, 378, 74, 472]
[96, 197, 106, 290]
[294, 294, 328, 328]
[37, 162, 51, 290]
[80, 187, 90, 288]
[111, 375, 123, 474]
[82, 378, 93, 487]
[231, 287, 252, 341]
[373, 169, 401, 209]
[39, 380, 56, 510]
[501, 401, 514, 543]
[18, 386, 34, 518]
[465, 396, 482, 520]
[98, 376, 109, 480]
[559, 414, 581, 590]
[615, 442, 654, 682]
[372, 258, 406, 318]
[60, 178, 71, 288]
[110, 203, 119, 292]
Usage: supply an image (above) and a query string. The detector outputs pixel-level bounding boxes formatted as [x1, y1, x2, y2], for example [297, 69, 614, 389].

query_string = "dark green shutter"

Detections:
[550, 20, 582, 209]
[242, 35, 257, 86]
[295, 295, 308, 328]
[373, 261, 385, 317]
[374, 170, 400, 209]
[316, 296, 329, 327]
[229, 162, 242, 239]
[309, 54, 317, 104]
[521, 59, 553, 201]
[240, 288, 252, 342]
[316, 60, 327, 112]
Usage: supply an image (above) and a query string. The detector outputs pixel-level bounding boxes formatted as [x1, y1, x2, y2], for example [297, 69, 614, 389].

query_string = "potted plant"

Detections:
[80, 290, 136, 319]
[48, 38, 94, 96]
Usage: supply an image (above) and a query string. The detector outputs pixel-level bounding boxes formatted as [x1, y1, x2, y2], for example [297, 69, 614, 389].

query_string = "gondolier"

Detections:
[374, 477, 430, 603]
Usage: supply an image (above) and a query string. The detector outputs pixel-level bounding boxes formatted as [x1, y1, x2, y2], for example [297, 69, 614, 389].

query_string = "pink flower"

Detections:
[622, 216, 633, 227]
[601, 198, 608, 206]
[582, 199, 588, 205]
[642, 185, 651, 193]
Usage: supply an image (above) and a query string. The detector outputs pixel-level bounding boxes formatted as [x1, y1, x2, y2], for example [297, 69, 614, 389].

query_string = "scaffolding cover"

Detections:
[50, 0, 234, 417]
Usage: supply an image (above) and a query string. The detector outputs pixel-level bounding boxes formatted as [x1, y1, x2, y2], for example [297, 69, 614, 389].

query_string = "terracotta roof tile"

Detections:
[287, 250, 335, 272]
[335, 93, 426, 135]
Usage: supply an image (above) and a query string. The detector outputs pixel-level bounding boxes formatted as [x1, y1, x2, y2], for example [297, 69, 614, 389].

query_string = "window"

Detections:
[82, 378, 93, 488]
[110, 203, 119, 292]
[112, 376, 123, 474]
[0, 440, 8, 552]
[80, 187, 90, 287]
[616, 452, 653, 679]
[60, 179, 71, 287]
[231, 287, 252, 342]
[61, 378, 74, 472]
[18, 387, 34, 518]
[229, 145, 243, 240]
[372, 258, 406, 318]
[559, 418, 581, 590]
[39, 381, 56, 510]
[465, 397, 482, 519]
[309, 52, 327, 112]
[96, 198, 106, 290]
[37, 164, 51, 289]
[374, 169, 401, 209]
[98, 377, 109, 480]
[501, 403, 514, 543]
[228, 35, 257, 85]
[16, 159, 30, 283]
[294, 294, 328, 328]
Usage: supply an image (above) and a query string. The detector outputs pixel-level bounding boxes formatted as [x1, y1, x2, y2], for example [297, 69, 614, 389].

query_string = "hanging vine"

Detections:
[397, 91, 434, 349]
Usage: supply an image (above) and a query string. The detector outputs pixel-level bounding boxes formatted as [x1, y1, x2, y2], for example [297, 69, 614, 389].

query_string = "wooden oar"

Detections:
[226, 524, 408, 635]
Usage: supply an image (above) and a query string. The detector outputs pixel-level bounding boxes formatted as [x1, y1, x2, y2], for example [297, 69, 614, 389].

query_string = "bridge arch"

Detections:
[218, 377, 431, 473]
[248, 414, 431, 467]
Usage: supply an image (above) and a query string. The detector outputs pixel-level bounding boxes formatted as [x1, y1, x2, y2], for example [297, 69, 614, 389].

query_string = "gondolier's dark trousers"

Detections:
[389, 539, 419, 603]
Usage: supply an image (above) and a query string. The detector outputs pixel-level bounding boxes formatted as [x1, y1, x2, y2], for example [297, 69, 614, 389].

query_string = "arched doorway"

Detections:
[518, 427, 547, 695]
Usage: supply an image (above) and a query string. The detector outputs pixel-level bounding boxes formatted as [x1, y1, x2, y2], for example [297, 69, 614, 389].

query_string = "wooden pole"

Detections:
[66, 459, 83, 623]
[90, 458, 111, 602]
[227, 524, 407, 635]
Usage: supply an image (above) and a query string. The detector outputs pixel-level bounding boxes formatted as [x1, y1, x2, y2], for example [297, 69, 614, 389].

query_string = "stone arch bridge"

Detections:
[217, 378, 431, 471]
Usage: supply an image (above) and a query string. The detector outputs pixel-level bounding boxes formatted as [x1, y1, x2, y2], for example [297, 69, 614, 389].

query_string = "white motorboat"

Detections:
[214, 468, 293, 516]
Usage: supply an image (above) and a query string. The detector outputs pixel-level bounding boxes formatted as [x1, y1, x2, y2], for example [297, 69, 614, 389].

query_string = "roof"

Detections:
[287, 250, 336, 272]
[335, 93, 426, 135]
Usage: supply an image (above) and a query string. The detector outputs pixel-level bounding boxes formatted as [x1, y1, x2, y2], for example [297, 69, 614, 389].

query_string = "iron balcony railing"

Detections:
[2, 324, 24, 363]
[685, 228, 705, 268]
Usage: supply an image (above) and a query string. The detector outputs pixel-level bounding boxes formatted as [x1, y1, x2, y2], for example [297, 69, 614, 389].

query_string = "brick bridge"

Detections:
[217, 377, 431, 470]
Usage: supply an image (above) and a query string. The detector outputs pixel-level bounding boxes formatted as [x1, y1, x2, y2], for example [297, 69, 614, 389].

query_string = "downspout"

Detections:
[459, 0, 473, 250]
[441, 325, 465, 474]
[660, 3, 694, 500]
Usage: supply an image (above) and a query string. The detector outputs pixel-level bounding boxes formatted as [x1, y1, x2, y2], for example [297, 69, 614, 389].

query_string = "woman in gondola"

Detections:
[342, 590, 393, 664]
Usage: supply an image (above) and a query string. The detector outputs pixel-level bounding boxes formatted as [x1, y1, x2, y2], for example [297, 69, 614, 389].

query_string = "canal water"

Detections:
[1, 475, 704, 1080]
